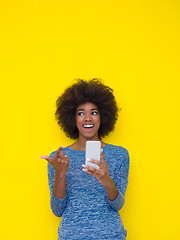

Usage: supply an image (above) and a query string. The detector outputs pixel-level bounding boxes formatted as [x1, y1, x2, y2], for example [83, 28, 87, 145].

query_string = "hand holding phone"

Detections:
[85, 141, 101, 169]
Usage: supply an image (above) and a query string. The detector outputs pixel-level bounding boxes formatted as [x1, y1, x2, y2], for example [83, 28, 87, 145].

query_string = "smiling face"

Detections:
[76, 102, 101, 141]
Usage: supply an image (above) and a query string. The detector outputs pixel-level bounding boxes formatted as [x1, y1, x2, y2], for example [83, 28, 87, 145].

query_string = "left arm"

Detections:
[82, 148, 129, 211]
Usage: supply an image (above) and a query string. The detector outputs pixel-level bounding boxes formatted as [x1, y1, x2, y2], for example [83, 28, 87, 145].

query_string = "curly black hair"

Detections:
[55, 78, 119, 139]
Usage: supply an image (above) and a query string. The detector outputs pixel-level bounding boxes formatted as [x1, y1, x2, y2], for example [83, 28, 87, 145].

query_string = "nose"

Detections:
[85, 113, 92, 121]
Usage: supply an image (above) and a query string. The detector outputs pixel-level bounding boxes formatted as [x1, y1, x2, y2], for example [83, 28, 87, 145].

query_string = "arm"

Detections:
[82, 148, 130, 212]
[48, 162, 67, 217]
[107, 148, 129, 211]
[41, 146, 69, 217]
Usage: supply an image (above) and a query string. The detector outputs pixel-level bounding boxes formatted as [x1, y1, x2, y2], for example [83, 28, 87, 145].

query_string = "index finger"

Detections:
[54, 145, 64, 158]
[88, 159, 101, 166]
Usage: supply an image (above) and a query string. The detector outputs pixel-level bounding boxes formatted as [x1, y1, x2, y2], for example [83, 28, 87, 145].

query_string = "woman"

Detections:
[41, 79, 129, 240]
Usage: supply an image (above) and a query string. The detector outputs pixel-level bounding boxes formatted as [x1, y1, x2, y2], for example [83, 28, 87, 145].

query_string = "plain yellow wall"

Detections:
[0, 0, 180, 239]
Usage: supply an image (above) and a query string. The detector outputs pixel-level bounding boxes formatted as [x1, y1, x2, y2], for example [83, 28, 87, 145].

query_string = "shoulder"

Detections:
[105, 144, 129, 167]
[103, 144, 129, 176]
[105, 144, 129, 156]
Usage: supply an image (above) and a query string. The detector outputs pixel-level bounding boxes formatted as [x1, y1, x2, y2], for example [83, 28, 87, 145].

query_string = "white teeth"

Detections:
[83, 124, 94, 128]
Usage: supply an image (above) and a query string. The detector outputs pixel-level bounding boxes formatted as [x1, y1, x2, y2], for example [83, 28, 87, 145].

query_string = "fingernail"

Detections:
[58, 146, 64, 150]
[40, 156, 46, 159]
[82, 164, 86, 167]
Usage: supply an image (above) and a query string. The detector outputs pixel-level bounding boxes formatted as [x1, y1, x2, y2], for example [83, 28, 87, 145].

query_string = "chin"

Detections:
[84, 134, 99, 140]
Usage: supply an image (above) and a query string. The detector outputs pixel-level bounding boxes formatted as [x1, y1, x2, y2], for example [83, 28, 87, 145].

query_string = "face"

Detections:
[76, 102, 101, 140]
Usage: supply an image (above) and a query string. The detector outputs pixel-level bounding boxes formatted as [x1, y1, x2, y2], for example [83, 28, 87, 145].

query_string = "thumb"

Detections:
[40, 155, 52, 164]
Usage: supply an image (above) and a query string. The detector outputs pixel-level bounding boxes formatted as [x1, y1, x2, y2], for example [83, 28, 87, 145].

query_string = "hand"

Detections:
[82, 149, 112, 187]
[41, 146, 69, 177]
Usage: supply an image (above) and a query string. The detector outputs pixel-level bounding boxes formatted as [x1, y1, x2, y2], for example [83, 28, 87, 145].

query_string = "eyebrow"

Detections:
[77, 108, 98, 111]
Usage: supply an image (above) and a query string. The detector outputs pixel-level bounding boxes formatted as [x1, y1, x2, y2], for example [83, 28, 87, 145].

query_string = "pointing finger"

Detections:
[54, 146, 64, 158]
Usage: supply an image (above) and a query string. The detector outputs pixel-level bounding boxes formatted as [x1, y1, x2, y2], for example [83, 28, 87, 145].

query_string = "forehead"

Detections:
[77, 102, 98, 110]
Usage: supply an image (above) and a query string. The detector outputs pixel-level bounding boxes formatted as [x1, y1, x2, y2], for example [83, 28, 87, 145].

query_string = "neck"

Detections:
[71, 135, 100, 151]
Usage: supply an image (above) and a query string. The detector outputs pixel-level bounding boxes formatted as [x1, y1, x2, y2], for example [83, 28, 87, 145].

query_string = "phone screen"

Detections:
[85, 141, 101, 169]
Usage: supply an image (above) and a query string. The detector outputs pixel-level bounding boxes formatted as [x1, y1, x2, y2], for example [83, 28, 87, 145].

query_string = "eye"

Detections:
[91, 111, 99, 115]
[77, 112, 84, 116]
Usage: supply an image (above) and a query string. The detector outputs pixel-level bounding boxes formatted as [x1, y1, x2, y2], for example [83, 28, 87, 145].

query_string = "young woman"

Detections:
[41, 79, 130, 240]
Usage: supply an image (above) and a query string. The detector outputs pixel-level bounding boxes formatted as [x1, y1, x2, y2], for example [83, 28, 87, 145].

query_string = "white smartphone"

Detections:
[85, 141, 101, 169]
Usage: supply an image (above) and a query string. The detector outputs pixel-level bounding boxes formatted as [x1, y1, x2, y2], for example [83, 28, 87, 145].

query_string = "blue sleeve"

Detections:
[107, 148, 130, 212]
[48, 152, 67, 217]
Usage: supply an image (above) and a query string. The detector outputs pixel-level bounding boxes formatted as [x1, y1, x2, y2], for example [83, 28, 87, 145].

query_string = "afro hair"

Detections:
[55, 78, 119, 139]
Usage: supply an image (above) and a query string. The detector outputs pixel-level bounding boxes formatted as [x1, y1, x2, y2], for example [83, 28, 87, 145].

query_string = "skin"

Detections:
[41, 102, 118, 201]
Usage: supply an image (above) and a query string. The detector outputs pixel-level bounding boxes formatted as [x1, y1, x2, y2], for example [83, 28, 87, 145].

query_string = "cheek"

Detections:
[96, 116, 101, 127]
[75, 118, 79, 127]
[76, 116, 82, 127]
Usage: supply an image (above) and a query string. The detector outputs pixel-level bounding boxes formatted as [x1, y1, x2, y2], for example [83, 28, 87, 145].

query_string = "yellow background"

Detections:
[0, 0, 180, 239]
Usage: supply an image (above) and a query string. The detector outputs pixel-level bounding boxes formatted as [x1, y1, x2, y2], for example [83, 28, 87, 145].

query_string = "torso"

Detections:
[49, 144, 128, 239]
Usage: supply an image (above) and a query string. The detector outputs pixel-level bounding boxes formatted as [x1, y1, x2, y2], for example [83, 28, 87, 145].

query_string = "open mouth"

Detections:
[83, 124, 94, 129]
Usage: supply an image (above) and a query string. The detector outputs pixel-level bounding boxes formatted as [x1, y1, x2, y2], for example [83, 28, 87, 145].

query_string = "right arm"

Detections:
[41, 146, 69, 217]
